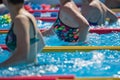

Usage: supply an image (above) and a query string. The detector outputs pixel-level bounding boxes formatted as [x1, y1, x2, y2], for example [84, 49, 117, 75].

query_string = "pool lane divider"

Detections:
[28, 9, 120, 13]
[29, 9, 59, 13]
[0, 45, 120, 52]
[0, 28, 120, 34]
[29, 10, 120, 22]
[42, 46, 120, 52]
[36, 17, 56, 22]
[89, 28, 120, 34]
[0, 76, 119, 80]
[35, 17, 120, 21]
[0, 75, 75, 80]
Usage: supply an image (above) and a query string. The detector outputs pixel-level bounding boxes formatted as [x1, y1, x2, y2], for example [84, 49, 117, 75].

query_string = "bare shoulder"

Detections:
[13, 15, 30, 34]
[62, 2, 77, 13]
[89, 1, 102, 13]
[89, 0, 101, 8]
[14, 15, 29, 23]
[13, 15, 30, 29]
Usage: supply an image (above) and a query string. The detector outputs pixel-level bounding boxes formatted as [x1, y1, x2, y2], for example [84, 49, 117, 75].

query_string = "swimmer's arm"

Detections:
[36, 29, 45, 52]
[106, 7, 118, 24]
[41, 27, 55, 36]
[0, 15, 30, 67]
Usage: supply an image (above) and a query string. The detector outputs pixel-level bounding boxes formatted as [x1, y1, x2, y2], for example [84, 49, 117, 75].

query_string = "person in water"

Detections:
[81, 0, 118, 26]
[44, 0, 89, 43]
[0, 0, 45, 67]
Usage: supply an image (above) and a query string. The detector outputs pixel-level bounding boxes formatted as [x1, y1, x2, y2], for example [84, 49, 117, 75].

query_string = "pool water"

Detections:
[0, 14, 120, 77]
[1, 32, 120, 46]
[44, 32, 120, 46]
[0, 49, 120, 77]
[0, 19, 120, 46]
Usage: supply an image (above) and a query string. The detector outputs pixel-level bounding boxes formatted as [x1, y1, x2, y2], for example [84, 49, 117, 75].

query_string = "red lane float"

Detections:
[36, 17, 56, 22]
[28, 9, 120, 19]
[36, 17, 120, 21]
[29, 9, 59, 13]
[89, 28, 120, 34]
[36, 17, 120, 22]
[0, 44, 7, 50]
[28, 9, 120, 13]
[0, 75, 74, 80]
[0, 28, 120, 34]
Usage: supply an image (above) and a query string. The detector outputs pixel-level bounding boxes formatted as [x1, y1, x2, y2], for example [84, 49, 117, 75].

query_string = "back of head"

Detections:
[7, 0, 24, 4]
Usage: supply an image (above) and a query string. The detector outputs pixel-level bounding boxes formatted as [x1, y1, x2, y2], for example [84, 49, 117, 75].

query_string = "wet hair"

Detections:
[7, 0, 24, 4]
[0, 0, 3, 4]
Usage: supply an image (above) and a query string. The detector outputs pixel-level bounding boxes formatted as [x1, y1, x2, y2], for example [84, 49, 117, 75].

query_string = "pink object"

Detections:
[0, 75, 75, 80]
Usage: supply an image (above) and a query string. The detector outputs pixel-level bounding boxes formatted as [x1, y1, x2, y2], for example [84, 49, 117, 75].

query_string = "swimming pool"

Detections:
[0, 16, 120, 46]
[0, 15, 120, 46]
[0, 31, 120, 46]
[0, 11, 120, 79]
[0, 49, 120, 77]
[0, 28, 120, 77]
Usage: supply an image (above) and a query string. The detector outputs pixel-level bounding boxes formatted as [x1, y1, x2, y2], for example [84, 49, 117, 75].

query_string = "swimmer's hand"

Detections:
[41, 27, 55, 36]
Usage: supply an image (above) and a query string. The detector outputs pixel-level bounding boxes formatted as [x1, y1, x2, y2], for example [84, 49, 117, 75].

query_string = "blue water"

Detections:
[1, 32, 120, 46]
[44, 32, 120, 46]
[0, 19, 120, 46]
[0, 15, 120, 77]
[1, 19, 120, 30]
[0, 31, 120, 77]
[0, 49, 120, 77]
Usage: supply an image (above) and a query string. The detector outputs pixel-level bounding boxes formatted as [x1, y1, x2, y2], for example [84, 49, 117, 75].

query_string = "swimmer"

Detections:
[44, 0, 89, 43]
[81, 0, 118, 26]
[0, 0, 45, 67]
